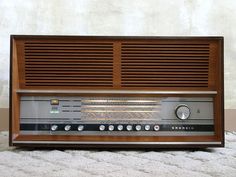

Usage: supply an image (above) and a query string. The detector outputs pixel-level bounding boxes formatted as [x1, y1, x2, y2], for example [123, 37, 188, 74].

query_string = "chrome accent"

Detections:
[17, 89, 217, 95]
[175, 104, 191, 120]
[153, 125, 160, 131]
[77, 125, 84, 131]
[144, 125, 151, 131]
[64, 125, 71, 131]
[126, 125, 133, 131]
[135, 125, 142, 131]
[20, 131, 215, 136]
[117, 125, 123, 131]
[13, 140, 222, 145]
[108, 125, 115, 131]
[50, 125, 58, 131]
[99, 125, 105, 131]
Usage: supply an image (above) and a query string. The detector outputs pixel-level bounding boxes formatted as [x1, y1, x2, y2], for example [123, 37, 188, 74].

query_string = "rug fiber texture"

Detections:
[0, 132, 236, 177]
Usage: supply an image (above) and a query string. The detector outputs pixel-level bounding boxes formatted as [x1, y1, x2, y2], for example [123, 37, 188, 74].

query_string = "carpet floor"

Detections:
[0, 131, 236, 177]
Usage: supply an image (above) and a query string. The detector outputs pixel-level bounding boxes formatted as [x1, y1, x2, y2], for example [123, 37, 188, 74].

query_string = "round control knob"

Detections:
[64, 125, 71, 131]
[153, 125, 160, 131]
[51, 125, 58, 131]
[175, 104, 191, 120]
[126, 125, 133, 131]
[99, 125, 105, 131]
[135, 125, 142, 131]
[108, 125, 114, 131]
[77, 125, 84, 131]
[144, 125, 151, 131]
[117, 125, 123, 131]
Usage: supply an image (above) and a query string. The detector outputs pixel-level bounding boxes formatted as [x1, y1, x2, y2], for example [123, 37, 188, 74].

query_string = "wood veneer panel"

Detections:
[14, 135, 217, 142]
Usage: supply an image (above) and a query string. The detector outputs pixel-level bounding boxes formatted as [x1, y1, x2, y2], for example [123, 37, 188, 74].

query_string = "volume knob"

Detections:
[175, 105, 191, 120]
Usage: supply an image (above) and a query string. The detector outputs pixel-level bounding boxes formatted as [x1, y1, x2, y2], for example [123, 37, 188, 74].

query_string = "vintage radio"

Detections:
[10, 35, 224, 148]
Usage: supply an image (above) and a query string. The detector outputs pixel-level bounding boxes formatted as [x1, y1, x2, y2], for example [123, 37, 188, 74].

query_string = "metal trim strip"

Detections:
[17, 90, 217, 95]
[13, 141, 221, 145]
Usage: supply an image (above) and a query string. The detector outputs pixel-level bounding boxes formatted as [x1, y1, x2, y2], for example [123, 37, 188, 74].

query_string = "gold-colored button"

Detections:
[51, 99, 59, 105]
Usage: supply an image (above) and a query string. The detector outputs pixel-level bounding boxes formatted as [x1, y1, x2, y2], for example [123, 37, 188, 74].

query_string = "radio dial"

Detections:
[175, 105, 191, 120]
[64, 125, 71, 131]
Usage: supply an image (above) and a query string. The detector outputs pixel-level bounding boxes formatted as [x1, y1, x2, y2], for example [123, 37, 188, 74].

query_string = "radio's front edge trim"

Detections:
[17, 90, 218, 95]
[13, 141, 221, 145]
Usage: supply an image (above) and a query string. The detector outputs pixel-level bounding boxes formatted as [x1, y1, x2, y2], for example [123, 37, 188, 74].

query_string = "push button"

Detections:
[153, 125, 160, 131]
[108, 125, 115, 131]
[117, 125, 123, 131]
[64, 125, 71, 131]
[99, 125, 105, 131]
[126, 125, 133, 131]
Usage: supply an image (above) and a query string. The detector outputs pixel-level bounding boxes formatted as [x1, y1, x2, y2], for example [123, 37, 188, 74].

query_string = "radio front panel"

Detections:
[20, 96, 214, 136]
[10, 36, 224, 148]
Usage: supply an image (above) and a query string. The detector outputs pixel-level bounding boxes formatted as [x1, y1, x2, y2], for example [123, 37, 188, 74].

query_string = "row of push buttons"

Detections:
[51, 125, 85, 131]
[50, 124, 160, 131]
[99, 124, 160, 131]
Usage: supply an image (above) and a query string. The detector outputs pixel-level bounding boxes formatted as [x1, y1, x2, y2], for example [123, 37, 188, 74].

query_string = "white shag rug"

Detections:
[0, 132, 236, 177]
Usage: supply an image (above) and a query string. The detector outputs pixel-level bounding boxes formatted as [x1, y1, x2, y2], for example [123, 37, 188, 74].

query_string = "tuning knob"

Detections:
[175, 104, 191, 120]
[64, 125, 71, 131]
[51, 125, 58, 131]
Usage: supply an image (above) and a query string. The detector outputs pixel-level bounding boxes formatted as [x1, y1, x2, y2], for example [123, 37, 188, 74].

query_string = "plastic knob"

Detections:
[64, 125, 71, 131]
[77, 125, 84, 131]
[126, 125, 133, 131]
[99, 125, 105, 131]
[51, 125, 58, 131]
[153, 125, 160, 131]
[135, 125, 142, 131]
[144, 125, 151, 131]
[108, 125, 115, 131]
[117, 125, 123, 131]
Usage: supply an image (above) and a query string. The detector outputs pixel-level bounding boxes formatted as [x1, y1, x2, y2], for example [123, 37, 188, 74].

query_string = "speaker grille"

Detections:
[121, 42, 209, 87]
[24, 42, 113, 87]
